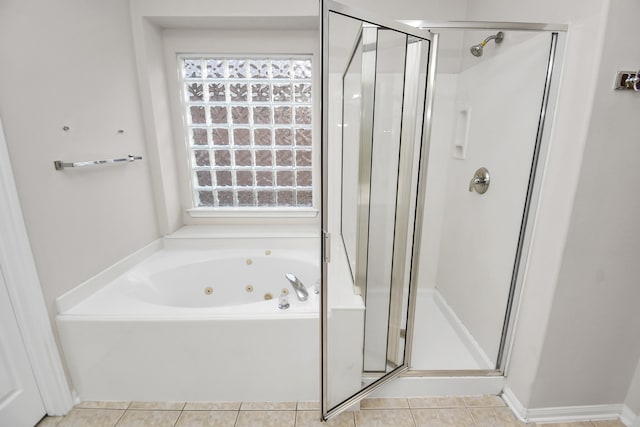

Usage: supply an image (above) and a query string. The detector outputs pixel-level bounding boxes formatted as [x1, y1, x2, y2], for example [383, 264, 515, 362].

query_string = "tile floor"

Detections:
[36, 396, 627, 427]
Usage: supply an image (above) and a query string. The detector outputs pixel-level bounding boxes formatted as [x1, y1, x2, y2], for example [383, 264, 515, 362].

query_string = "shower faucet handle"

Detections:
[469, 167, 490, 194]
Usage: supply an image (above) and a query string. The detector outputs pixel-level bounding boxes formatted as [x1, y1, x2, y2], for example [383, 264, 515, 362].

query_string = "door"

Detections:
[0, 264, 46, 427]
[321, 0, 435, 419]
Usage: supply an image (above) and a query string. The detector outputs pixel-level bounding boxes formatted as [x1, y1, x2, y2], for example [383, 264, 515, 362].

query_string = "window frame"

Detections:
[163, 29, 320, 223]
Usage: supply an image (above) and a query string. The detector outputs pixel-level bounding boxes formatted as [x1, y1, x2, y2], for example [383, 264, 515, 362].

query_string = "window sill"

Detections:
[187, 207, 319, 218]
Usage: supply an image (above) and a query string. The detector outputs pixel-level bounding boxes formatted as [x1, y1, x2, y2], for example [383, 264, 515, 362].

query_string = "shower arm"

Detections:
[478, 32, 504, 48]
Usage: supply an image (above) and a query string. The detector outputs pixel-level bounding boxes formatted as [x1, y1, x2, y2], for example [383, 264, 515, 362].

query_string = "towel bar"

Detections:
[54, 154, 142, 170]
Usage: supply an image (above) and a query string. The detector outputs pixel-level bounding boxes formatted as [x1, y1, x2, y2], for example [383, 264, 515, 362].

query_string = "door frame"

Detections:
[401, 22, 566, 377]
[0, 118, 74, 416]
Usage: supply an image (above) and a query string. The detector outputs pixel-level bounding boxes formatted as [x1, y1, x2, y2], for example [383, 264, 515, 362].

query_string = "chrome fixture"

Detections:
[54, 154, 142, 170]
[470, 31, 504, 57]
[613, 70, 640, 91]
[627, 71, 640, 91]
[285, 273, 309, 301]
[278, 291, 290, 310]
[469, 167, 490, 194]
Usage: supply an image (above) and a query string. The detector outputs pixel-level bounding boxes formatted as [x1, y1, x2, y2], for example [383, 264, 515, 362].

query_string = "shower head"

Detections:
[470, 44, 484, 57]
[470, 31, 504, 57]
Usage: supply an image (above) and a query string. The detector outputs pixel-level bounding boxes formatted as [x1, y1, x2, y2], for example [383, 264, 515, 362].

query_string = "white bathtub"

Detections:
[56, 234, 320, 402]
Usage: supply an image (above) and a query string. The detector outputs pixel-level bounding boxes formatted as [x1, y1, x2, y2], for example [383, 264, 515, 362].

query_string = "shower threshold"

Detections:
[362, 289, 503, 397]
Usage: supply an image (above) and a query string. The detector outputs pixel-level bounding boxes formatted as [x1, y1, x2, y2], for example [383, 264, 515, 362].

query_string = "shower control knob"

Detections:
[469, 167, 490, 194]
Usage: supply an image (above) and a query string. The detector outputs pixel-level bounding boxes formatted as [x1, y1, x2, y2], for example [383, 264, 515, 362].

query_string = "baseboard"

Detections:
[502, 386, 637, 426]
[501, 386, 527, 422]
[527, 403, 628, 425]
[621, 405, 639, 427]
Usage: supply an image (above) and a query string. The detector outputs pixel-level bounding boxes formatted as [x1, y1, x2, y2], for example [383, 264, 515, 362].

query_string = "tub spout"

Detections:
[285, 273, 309, 302]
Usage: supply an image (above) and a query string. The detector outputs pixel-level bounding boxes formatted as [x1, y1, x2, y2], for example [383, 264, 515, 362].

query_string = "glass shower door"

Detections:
[321, 0, 434, 419]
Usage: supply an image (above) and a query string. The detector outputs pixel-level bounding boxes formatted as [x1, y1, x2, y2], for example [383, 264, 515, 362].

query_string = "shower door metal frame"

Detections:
[351, 25, 378, 299]
[400, 23, 567, 377]
[321, 0, 435, 420]
[402, 21, 567, 32]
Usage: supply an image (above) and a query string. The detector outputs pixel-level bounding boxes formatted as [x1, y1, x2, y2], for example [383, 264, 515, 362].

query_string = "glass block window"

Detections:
[180, 57, 313, 208]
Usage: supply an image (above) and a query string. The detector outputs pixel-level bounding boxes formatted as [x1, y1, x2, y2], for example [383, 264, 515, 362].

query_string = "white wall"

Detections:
[527, 0, 640, 409]
[626, 358, 640, 416]
[418, 72, 456, 292]
[342, 0, 467, 21]
[131, 17, 183, 235]
[473, 0, 640, 414]
[0, 0, 159, 343]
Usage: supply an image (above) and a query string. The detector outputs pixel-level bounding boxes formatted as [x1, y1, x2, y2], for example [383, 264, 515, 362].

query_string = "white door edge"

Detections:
[0, 118, 74, 416]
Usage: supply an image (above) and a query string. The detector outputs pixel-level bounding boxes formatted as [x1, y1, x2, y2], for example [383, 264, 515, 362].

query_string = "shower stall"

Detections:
[321, 0, 565, 420]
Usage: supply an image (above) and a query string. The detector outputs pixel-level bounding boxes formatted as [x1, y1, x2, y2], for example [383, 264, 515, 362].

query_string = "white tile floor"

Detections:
[37, 396, 627, 427]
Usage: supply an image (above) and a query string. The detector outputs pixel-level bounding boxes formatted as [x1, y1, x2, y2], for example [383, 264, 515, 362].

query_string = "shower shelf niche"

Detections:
[453, 106, 471, 159]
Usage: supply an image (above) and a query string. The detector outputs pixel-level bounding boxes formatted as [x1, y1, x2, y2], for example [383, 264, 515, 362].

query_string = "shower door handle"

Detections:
[468, 167, 490, 194]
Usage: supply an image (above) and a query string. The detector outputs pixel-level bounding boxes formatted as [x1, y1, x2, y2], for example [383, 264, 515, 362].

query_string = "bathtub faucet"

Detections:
[285, 273, 309, 302]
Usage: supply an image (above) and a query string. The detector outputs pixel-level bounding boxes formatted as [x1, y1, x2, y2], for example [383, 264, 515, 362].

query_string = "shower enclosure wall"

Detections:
[414, 28, 559, 370]
[322, 0, 565, 419]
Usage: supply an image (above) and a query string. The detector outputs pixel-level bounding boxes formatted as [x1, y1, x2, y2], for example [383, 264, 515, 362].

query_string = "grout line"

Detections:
[467, 406, 480, 425]
[359, 408, 414, 411]
[409, 407, 418, 427]
[112, 409, 127, 427]
[172, 408, 181, 427]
